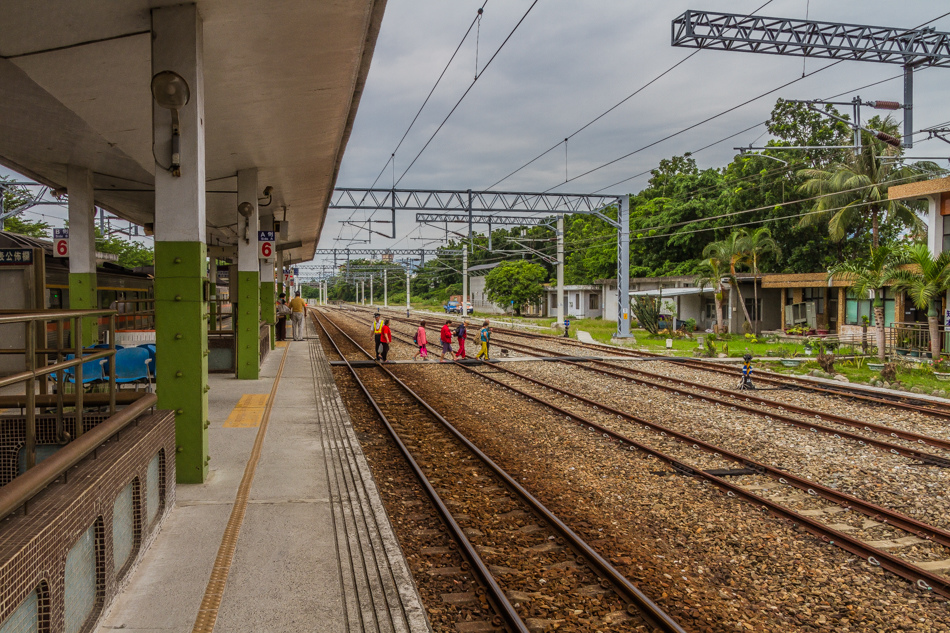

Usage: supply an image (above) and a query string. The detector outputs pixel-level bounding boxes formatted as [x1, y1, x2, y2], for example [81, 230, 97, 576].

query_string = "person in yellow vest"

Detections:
[372, 313, 383, 360]
[289, 292, 307, 341]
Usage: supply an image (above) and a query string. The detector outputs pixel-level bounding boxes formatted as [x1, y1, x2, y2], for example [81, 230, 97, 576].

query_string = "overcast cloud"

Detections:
[322, 0, 950, 256]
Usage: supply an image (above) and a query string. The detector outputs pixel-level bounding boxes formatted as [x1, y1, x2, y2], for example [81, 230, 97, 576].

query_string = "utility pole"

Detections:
[369, 274, 374, 307]
[464, 189, 472, 311]
[406, 268, 411, 315]
[557, 215, 565, 327]
[384, 268, 388, 308]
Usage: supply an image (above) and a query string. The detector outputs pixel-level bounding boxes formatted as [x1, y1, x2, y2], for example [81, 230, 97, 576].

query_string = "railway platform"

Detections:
[95, 319, 429, 633]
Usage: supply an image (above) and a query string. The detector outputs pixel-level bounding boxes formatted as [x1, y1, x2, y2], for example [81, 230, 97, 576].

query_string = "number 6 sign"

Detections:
[53, 228, 69, 257]
[258, 231, 275, 261]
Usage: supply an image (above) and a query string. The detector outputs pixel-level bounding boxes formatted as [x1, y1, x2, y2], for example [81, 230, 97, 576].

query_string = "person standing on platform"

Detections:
[380, 318, 392, 363]
[275, 293, 290, 341]
[289, 291, 307, 341]
[413, 320, 429, 361]
[455, 320, 467, 359]
[476, 320, 491, 360]
[372, 313, 383, 360]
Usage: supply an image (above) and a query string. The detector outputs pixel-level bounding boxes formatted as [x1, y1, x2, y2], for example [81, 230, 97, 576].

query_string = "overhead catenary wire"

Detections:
[334, 1, 489, 244]
[394, 0, 541, 187]
[485, 0, 779, 191]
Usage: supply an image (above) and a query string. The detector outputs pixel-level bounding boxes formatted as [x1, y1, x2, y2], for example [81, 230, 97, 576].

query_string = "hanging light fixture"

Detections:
[151, 71, 191, 177]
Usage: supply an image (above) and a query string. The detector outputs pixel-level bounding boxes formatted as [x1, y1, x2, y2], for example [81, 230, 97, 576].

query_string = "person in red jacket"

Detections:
[439, 320, 454, 362]
[379, 319, 393, 362]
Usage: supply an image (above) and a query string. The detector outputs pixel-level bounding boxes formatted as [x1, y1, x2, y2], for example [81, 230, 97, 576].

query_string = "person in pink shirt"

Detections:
[412, 320, 429, 361]
[439, 320, 453, 362]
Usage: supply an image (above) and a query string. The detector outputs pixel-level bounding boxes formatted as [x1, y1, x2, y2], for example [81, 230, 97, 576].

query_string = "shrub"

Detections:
[684, 318, 697, 332]
[881, 362, 897, 383]
[817, 352, 835, 374]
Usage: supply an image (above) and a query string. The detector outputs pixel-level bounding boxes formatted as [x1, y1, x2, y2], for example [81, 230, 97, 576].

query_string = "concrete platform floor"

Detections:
[96, 320, 429, 633]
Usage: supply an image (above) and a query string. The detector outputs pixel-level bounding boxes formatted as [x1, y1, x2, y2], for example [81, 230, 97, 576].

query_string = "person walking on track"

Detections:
[289, 291, 307, 341]
[476, 320, 491, 360]
[454, 320, 467, 359]
[372, 313, 383, 360]
[379, 318, 392, 362]
[413, 320, 429, 361]
[275, 293, 290, 341]
[439, 320, 453, 362]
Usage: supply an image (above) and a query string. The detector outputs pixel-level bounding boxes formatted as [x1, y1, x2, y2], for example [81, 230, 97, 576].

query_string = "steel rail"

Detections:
[363, 310, 950, 467]
[314, 308, 688, 633]
[0, 393, 157, 521]
[468, 361, 950, 550]
[311, 310, 528, 633]
[358, 313, 950, 549]
[461, 318, 950, 420]
[453, 359, 950, 600]
[575, 358, 950, 453]
[338, 308, 950, 599]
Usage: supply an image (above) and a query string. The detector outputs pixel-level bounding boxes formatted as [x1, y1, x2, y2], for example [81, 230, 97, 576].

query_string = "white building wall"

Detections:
[469, 276, 505, 315]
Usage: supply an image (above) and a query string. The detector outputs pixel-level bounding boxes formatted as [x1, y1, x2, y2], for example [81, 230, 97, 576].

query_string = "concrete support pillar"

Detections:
[152, 4, 209, 483]
[236, 168, 260, 379]
[462, 248, 469, 313]
[927, 195, 944, 256]
[260, 214, 276, 350]
[406, 269, 411, 312]
[66, 165, 98, 345]
[384, 269, 388, 308]
[369, 274, 374, 306]
[556, 215, 564, 327]
[615, 196, 632, 337]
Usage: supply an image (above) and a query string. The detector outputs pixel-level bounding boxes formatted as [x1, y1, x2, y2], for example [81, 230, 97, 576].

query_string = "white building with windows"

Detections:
[542, 285, 603, 319]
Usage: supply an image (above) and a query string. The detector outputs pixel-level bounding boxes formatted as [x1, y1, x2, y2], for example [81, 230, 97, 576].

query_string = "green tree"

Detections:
[828, 245, 903, 361]
[696, 257, 727, 333]
[3, 215, 51, 238]
[703, 232, 754, 331]
[890, 244, 950, 359]
[484, 260, 547, 316]
[798, 115, 938, 248]
[95, 229, 154, 268]
[741, 227, 780, 335]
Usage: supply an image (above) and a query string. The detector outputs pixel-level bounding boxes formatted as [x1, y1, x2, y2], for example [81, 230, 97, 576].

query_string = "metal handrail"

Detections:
[0, 393, 156, 521]
[0, 309, 119, 469]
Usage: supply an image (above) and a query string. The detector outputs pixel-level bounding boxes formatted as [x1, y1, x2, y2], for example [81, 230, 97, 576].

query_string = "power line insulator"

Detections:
[875, 131, 901, 147]
[869, 100, 901, 110]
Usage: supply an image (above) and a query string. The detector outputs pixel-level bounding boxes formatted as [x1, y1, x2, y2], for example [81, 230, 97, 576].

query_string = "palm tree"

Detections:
[828, 245, 903, 361]
[890, 244, 950, 360]
[696, 258, 726, 333]
[703, 232, 754, 332]
[798, 116, 934, 248]
[741, 227, 781, 335]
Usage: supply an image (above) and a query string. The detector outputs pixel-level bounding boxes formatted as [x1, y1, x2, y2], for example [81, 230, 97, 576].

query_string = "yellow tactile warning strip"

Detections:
[221, 394, 269, 428]
[192, 345, 289, 633]
[275, 341, 288, 348]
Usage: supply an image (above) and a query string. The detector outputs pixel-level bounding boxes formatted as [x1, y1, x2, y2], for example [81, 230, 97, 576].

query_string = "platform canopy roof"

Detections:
[0, 0, 386, 264]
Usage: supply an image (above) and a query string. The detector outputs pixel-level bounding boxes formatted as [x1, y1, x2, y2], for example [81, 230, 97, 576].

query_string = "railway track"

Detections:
[346, 308, 950, 467]
[312, 308, 688, 633]
[331, 308, 950, 601]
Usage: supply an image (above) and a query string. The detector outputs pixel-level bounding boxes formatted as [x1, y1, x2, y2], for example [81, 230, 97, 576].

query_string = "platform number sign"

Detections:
[258, 231, 275, 261]
[53, 228, 69, 257]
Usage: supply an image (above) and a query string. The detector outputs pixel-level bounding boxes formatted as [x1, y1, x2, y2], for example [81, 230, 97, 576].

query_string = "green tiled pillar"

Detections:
[261, 279, 276, 350]
[236, 271, 260, 379]
[68, 272, 98, 346]
[155, 242, 209, 483]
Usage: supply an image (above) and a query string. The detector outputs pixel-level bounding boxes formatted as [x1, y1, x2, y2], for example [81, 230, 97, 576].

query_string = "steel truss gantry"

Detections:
[327, 188, 632, 337]
[672, 10, 950, 148]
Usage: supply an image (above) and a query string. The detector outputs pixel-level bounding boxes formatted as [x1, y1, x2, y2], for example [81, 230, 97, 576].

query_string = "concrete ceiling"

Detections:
[0, 0, 387, 264]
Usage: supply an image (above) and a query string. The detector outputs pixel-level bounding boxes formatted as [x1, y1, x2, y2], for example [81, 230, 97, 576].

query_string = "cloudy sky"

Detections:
[320, 0, 950, 256]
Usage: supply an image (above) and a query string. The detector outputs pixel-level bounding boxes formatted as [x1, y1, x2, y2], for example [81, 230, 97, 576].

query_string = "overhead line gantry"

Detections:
[672, 10, 950, 148]
[327, 188, 633, 337]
